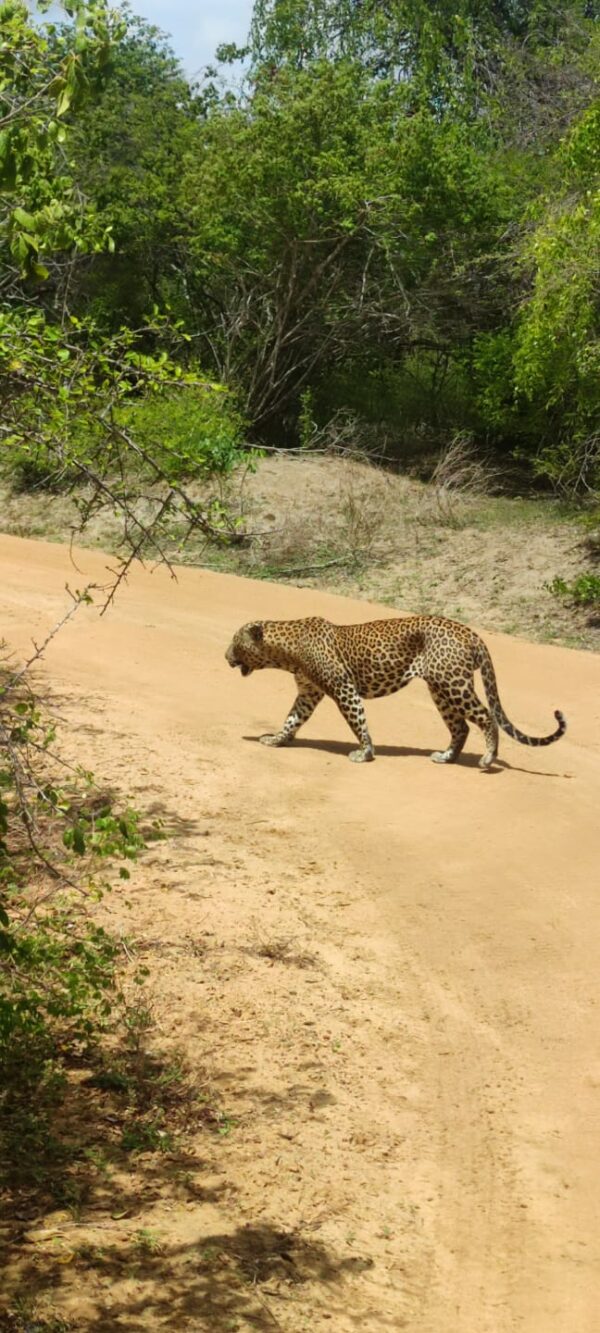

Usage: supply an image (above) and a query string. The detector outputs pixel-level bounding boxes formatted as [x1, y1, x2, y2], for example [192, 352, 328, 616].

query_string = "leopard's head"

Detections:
[225, 622, 269, 677]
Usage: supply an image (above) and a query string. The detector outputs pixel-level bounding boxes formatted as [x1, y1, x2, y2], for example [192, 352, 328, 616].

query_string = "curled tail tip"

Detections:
[554, 709, 567, 733]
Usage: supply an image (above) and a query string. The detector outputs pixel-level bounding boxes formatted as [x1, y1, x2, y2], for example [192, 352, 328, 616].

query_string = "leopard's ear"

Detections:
[248, 622, 264, 643]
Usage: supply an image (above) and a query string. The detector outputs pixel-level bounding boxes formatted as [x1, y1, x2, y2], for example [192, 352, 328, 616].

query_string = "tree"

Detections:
[178, 55, 509, 437]
[0, 0, 122, 299]
[0, 2, 245, 590]
[3, 0, 598, 481]
[70, 15, 200, 326]
[250, 1, 596, 95]
[512, 99, 600, 492]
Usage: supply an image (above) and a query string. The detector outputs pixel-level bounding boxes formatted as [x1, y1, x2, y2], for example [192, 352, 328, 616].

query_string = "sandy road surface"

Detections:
[1, 533, 599, 1333]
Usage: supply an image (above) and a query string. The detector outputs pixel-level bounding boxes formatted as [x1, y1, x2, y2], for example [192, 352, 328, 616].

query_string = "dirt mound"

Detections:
[2, 451, 598, 651]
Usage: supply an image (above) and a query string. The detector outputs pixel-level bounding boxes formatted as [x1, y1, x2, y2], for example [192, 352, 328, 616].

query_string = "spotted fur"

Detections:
[225, 615, 566, 768]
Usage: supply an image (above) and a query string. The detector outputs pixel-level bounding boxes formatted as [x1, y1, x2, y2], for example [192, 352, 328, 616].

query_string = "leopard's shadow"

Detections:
[243, 735, 563, 777]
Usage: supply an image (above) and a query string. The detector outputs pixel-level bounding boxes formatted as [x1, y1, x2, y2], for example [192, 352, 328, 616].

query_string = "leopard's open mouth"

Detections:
[227, 656, 252, 676]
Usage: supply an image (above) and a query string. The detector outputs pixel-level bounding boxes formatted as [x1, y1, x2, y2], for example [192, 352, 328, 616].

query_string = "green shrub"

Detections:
[2, 414, 105, 494]
[0, 671, 144, 1071]
[2, 383, 249, 494]
[547, 572, 600, 608]
[116, 386, 249, 481]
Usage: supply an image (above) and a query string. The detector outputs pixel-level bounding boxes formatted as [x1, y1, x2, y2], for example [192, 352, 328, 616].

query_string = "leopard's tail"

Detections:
[475, 638, 566, 748]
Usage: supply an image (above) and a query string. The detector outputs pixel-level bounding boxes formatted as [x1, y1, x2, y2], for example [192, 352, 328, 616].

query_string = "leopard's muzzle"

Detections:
[225, 646, 252, 676]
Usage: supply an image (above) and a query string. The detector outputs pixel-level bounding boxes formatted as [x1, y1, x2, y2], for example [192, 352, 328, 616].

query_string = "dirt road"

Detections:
[2, 533, 599, 1332]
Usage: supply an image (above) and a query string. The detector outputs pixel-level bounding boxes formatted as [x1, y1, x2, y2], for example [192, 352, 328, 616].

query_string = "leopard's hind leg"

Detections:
[463, 685, 499, 769]
[428, 678, 498, 769]
[426, 681, 469, 764]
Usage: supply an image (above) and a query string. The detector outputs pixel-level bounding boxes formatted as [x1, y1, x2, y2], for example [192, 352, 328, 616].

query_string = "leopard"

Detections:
[225, 614, 566, 769]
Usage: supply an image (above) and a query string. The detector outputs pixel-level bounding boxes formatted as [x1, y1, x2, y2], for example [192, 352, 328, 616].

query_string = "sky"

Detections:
[125, 1, 256, 77]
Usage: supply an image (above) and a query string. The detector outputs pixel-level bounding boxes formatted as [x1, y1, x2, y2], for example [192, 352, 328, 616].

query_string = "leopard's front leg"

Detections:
[259, 677, 324, 748]
[333, 678, 375, 762]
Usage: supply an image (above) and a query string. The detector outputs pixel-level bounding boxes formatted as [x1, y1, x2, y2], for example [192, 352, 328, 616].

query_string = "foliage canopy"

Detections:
[1, 0, 600, 491]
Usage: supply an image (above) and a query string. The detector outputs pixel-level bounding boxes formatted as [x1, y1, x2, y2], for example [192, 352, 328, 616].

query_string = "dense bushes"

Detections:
[511, 102, 600, 492]
[51, 0, 597, 490]
[0, 665, 143, 1073]
[1, 0, 599, 505]
[116, 388, 247, 481]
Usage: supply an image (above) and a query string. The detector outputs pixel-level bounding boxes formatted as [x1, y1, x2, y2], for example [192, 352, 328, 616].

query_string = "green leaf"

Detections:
[56, 84, 73, 118]
[73, 825, 86, 856]
[13, 207, 37, 231]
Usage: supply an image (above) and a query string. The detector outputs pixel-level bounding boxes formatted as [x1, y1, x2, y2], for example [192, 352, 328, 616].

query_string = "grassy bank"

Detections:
[1, 452, 598, 652]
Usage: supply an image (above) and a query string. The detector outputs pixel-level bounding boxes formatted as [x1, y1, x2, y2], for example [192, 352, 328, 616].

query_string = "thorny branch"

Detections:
[0, 620, 102, 888]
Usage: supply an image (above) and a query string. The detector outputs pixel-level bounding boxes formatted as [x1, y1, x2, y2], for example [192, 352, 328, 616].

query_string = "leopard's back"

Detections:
[334, 615, 478, 698]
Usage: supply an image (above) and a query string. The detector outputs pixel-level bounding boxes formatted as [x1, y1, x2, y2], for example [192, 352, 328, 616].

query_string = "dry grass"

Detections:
[422, 433, 504, 530]
[252, 937, 319, 969]
[220, 453, 598, 651]
[1, 453, 598, 652]
[241, 456, 392, 577]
